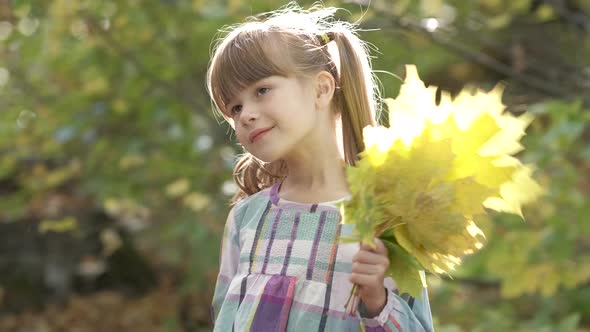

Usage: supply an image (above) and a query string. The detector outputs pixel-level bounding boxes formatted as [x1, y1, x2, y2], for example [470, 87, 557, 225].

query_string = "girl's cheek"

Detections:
[236, 131, 248, 145]
[235, 130, 244, 143]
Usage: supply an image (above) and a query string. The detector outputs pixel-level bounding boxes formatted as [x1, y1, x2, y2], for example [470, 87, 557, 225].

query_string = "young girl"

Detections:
[207, 4, 434, 331]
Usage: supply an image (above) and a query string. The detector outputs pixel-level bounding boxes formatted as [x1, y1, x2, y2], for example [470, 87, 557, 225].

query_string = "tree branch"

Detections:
[365, 7, 590, 107]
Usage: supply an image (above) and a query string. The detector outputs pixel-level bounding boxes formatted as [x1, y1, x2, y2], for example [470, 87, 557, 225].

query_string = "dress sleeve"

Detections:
[211, 205, 241, 323]
[359, 275, 435, 332]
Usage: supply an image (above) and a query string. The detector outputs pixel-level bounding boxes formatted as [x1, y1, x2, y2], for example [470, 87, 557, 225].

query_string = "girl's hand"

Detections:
[350, 238, 389, 317]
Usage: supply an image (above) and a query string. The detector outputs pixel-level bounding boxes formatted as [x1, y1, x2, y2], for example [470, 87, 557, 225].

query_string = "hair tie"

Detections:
[318, 32, 335, 45]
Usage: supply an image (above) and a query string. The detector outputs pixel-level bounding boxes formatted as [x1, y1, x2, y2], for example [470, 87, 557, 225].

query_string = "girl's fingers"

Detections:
[360, 238, 388, 254]
[353, 250, 390, 266]
[359, 241, 373, 251]
[351, 262, 383, 275]
[349, 272, 381, 286]
[373, 238, 388, 255]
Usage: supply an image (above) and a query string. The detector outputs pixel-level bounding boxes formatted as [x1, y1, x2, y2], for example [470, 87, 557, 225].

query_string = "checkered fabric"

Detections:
[211, 182, 434, 331]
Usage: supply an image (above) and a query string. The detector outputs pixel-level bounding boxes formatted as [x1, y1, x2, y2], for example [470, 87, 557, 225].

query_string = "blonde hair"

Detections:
[206, 3, 380, 204]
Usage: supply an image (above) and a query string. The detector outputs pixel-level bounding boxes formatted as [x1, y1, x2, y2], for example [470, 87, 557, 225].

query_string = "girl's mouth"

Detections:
[249, 127, 273, 143]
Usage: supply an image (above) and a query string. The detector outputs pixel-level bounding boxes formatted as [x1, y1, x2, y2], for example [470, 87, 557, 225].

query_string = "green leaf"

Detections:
[381, 237, 426, 298]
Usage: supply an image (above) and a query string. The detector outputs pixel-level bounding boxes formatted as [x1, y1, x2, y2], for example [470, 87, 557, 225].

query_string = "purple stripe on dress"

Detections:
[310, 204, 318, 213]
[250, 275, 297, 331]
[281, 212, 301, 275]
[270, 181, 281, 206]
[318, 222, 343, 330]
[278, 277, 297, 331]
[276, 201, 340, 213]
[238, 276, 248, 306]
[227, 293, 359, 319]
[307, 211, 327, 280]
[248, 200, 272, 274]
[261, 208, 282, 274]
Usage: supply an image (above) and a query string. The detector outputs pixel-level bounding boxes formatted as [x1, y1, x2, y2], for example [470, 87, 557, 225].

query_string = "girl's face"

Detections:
[224, 75, 319, 162]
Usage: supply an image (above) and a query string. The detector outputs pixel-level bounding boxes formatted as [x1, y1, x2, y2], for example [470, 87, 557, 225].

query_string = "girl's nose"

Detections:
[240, 105, 258, 124]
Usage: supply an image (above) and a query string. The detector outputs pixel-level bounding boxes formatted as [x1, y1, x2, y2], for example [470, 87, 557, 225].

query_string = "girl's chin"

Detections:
[250, 151, 282, 164]
[253, 155, 279, 164]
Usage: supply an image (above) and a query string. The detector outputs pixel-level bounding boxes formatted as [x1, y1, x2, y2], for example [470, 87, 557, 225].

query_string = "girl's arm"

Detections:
[211, 206, 241, 323]
[359, 278, 434, 332]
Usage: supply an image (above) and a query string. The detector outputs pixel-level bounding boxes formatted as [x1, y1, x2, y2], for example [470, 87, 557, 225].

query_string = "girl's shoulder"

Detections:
[234, 186, 273, 208]
[230, 186, 274, 224]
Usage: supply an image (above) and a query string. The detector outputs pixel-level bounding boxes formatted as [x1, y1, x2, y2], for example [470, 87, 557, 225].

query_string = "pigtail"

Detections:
[331, 30, 378, 165]
[231, 153, 286, 205]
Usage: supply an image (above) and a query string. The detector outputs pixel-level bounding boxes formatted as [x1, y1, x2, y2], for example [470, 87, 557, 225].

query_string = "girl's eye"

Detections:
[257, 87, 270, 95]
[230, 105, 242, 115]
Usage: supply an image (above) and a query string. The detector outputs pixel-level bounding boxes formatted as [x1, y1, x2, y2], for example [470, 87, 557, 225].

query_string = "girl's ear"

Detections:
[314, 71, 336, 110]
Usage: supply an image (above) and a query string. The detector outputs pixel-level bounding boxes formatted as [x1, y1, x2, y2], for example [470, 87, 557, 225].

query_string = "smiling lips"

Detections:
[249, 127, 273, 143]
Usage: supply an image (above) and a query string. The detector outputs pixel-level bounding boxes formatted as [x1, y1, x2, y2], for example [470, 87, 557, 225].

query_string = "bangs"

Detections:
[209, 29, 293, 116]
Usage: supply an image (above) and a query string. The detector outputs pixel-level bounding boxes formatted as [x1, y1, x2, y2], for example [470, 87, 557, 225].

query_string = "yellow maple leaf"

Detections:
[341, 64, 542, 298]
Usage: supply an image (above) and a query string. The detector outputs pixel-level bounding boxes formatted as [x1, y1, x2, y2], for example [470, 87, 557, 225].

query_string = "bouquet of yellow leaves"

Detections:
[341, 65, 543, 309]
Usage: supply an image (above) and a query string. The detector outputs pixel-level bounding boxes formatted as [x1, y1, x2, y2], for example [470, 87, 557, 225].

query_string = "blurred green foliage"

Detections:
[0, 0, 589, 330]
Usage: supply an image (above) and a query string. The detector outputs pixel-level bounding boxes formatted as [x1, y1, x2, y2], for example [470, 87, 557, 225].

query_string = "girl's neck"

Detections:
[279, 143, 350, 204]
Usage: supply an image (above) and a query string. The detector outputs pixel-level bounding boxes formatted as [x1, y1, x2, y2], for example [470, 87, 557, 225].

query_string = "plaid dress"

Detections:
[211, 182, 434, 331]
